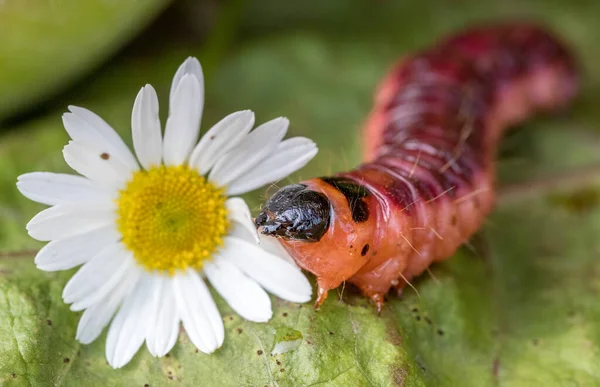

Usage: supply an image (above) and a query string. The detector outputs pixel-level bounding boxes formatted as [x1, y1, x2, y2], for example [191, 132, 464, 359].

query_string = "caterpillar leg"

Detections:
[392, 273, 412, 296]
[348, 256, 407, 312]
[370, 293, 385, 315]
[314, 280, 330, 309]
[314, 279, 384, 313]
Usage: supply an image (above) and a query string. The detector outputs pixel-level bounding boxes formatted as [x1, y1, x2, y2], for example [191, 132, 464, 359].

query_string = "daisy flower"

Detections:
[16, 57, 317, 369]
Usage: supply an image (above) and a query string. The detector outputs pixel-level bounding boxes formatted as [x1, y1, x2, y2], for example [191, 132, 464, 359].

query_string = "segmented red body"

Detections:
[275, 24, 579, 308]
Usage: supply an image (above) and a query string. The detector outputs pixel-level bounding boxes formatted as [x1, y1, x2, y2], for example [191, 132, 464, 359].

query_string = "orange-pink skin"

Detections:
[274, 28, 579, 309]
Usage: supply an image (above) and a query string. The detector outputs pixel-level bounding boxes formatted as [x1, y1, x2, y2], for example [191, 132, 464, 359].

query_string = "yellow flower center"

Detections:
[116, 165, 228, 274]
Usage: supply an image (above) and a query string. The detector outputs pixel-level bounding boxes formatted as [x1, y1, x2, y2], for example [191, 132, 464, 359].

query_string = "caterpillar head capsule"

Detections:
[255, 184, 331, 242]
[255, 178, 386, 309]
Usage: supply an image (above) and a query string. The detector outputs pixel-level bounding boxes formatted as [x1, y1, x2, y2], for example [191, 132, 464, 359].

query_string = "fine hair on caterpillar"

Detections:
[255, 23, 580, 312]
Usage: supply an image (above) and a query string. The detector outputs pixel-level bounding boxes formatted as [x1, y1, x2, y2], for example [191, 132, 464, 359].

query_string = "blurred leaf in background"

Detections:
[2, 0, 600, 386]
[0, 0, 172, 120]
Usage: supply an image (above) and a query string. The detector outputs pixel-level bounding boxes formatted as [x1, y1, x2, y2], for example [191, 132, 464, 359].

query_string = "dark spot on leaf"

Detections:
[195, 349, 199, 353]
[46, 319, 52, 326]
[328, 331, 334, 335]
[10, 373, 16, 378]
[411, 308, 418, 313]
[384, 315, 403, 347]
[492, 357, 500, 379]
[279, 368, 285, 373]
[168, 376, 175, 380]
[361, 244, 370, 256]
[548, 187, 600, 214]
[145, 384, 150, 387]
[306, 340, 312, 345]
[532, 338, 539, 346]
[257, 350, 263, 356]
[165, 353, 170, 358]
[100, 152, 110, 160]
[451, 215, 457, 225]
[237, 328, 243, 334]
[63, 357, 70, 363]
[282, 312, 288, 317]
[424, 317, 432, 325]
[229, 316, 234, 321]
[276, 360, 281, 366]
[390, 364, 407, 385]
[210, 135, 216, 140]
[349, 244, 353, 249]
[416, 315, 421, 321]
[437, 329, 444, 336]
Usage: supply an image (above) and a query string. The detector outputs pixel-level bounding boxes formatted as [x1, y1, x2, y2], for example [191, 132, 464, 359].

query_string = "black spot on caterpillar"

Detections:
[321, 177, 370, 222]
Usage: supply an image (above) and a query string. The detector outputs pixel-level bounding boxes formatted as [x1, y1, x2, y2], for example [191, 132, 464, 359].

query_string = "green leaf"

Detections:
[0, 0, 171, 120]
[3, 0, 600, 385]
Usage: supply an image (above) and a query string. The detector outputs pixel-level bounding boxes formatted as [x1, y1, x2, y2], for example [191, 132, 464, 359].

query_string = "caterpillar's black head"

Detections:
[255, 184, 331, 242]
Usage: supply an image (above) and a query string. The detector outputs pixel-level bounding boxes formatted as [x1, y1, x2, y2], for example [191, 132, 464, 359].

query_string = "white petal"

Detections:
[17, 172, 111, 206]
[204, 258, 272, 322]
[163, 74, 203, 166]
[62, 244, 134, 308]
[26, 202, 114, 241]
[169, 57, 204, 112]
[226, 197, 259, 243]
[227, 223, 295, 268]
[188, 110, 255, 175]
[173, 269, 223, 354]
[228, 222, 257, 243]
[132, 85, 162, 169]
[63, 141, 131, 189]
[226, 137, 318, 195]
[63, 106, 138, 172]
[220, 236, 312, 303]
[208, 117, 288, 187]
[105, 274, 154, 369]
[145, 276, 180, 357]
[70, 263, 141, 312]
[76, 271, 138, 344]
[257, 233, 297, 266]
[34, 226, 120, 271]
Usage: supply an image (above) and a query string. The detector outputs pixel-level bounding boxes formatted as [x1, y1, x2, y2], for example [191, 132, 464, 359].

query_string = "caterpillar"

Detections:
[255, 23, 579, 311]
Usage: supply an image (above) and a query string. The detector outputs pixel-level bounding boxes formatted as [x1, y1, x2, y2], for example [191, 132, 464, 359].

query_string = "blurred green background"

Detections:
[2, 0, 600, 385]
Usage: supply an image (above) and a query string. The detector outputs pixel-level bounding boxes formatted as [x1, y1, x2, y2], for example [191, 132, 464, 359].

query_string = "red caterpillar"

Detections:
[255, 24, 579, 311]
